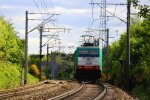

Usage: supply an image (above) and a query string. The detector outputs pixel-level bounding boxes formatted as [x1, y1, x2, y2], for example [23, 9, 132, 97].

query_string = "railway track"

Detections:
[0, 81, 44, 94]
[0, 80, 69, 100]
[49, 82, 106, 100]
[0, 80, 80, 100]
[0, 80, 108, 100]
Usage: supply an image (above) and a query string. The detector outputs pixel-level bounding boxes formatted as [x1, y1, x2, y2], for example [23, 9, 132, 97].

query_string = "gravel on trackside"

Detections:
[6, 80, 80, 100]
[103, 83, 134, 100]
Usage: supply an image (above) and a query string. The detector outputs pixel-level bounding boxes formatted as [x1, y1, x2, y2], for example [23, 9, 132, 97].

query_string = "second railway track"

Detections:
[0, 80, 69, 100]
[0, 81, 48, 99]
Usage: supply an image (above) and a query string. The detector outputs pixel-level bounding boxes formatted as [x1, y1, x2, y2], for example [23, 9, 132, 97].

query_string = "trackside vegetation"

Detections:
[103, 16, 150, 99]
[0, 16, 38, 90]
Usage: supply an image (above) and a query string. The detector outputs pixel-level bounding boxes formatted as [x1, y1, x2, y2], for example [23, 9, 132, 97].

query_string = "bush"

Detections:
[132, 85, 150, 100]
[30, 64, 40, 77]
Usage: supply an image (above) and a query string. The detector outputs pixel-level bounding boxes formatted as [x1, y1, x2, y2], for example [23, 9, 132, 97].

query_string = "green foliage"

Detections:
[0, 16, 24, 63]
[0, 62, 20, 89]
[0, 61, 39, 90]
[132, 85, 150, 100]
[138, 4, 150, 18]
[0, 16, 38, 90]
[107, 17, 150, 98]
[27, 73, 39, 84]
[131, 0, 150, 18]
[28, 52, 74, 80]
[58, 62, 74, 80]
[54, 54, 63, 64]
[29, 54, 40, 69]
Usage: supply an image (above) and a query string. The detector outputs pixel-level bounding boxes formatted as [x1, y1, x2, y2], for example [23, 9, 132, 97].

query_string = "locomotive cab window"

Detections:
[78, 49, 99, 57]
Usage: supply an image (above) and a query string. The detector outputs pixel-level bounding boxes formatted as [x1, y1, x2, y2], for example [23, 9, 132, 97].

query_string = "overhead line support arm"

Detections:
[28, 14, 60, 33]
[96, 4, 127, 23]
[90, 3, 127, 5]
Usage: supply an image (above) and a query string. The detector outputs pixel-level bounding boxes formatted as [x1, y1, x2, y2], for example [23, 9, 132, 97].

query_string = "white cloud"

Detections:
[0, 5, 35, 11]
[29, 38, 39, 44]
[12, 16, 24, 22]
[0, 5, 13, 9]
[16, 29, 24, 33]
[48, 7, 90, 15]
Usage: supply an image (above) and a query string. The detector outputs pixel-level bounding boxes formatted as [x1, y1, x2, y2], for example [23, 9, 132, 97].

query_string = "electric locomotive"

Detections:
[74, 42, 102, 81]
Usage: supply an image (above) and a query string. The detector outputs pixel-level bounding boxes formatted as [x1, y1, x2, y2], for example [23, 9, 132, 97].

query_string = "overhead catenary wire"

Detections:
[32, 0, 46, 16]
[88, 0, 94, 29]
[40, 0, 50, 15]
[41, 0, 62, 35]
[39, 0, 68, 44]
[25, 0, 72, 83]
[32, 0, 56, 25]
[49, 0, 54, 10]
[87, 0, 128, 83]
[86, 0, 138, 48]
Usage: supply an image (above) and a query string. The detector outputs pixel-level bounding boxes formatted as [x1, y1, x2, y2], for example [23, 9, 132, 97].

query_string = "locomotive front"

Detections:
[74, 47, 102, 81]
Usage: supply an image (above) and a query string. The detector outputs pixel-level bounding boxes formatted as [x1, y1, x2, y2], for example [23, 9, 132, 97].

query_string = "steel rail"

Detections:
[94, 83, 107, 100]
[48, 83, 84, 100]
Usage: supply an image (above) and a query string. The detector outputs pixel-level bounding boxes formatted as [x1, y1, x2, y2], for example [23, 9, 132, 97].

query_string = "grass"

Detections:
[0, 61, 39, 90]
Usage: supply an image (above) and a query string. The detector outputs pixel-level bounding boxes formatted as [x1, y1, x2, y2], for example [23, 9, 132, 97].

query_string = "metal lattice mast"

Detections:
[90, 0, 108, 82]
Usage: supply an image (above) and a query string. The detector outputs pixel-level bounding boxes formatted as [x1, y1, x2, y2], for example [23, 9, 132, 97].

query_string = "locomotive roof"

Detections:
[77, 47, 99, 50]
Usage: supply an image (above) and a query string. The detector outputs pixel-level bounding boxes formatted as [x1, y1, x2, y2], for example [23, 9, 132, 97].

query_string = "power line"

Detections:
[88, 0, 94, 29]
[33, 0, 43, 14]
[32, 0, 48, 22]
[49, 0, 54, 10]
[40, 0, 49, 14]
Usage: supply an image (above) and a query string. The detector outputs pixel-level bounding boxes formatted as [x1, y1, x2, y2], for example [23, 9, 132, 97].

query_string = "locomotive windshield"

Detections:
[79, 49, 99, 57]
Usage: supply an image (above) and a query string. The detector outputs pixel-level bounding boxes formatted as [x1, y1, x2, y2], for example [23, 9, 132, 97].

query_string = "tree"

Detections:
[0, 16, 24, 63]
[107, 16, 150, 98]
[30, 64, 40, 77]
[131, 0, 150, 18]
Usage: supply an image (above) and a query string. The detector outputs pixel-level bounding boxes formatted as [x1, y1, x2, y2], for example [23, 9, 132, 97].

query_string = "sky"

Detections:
[0, 0, 149, 54]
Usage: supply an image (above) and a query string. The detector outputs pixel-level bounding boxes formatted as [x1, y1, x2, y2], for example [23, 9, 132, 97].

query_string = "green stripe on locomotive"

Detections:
[99, 48, 103, 70]
[74, 47, 103, 71]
